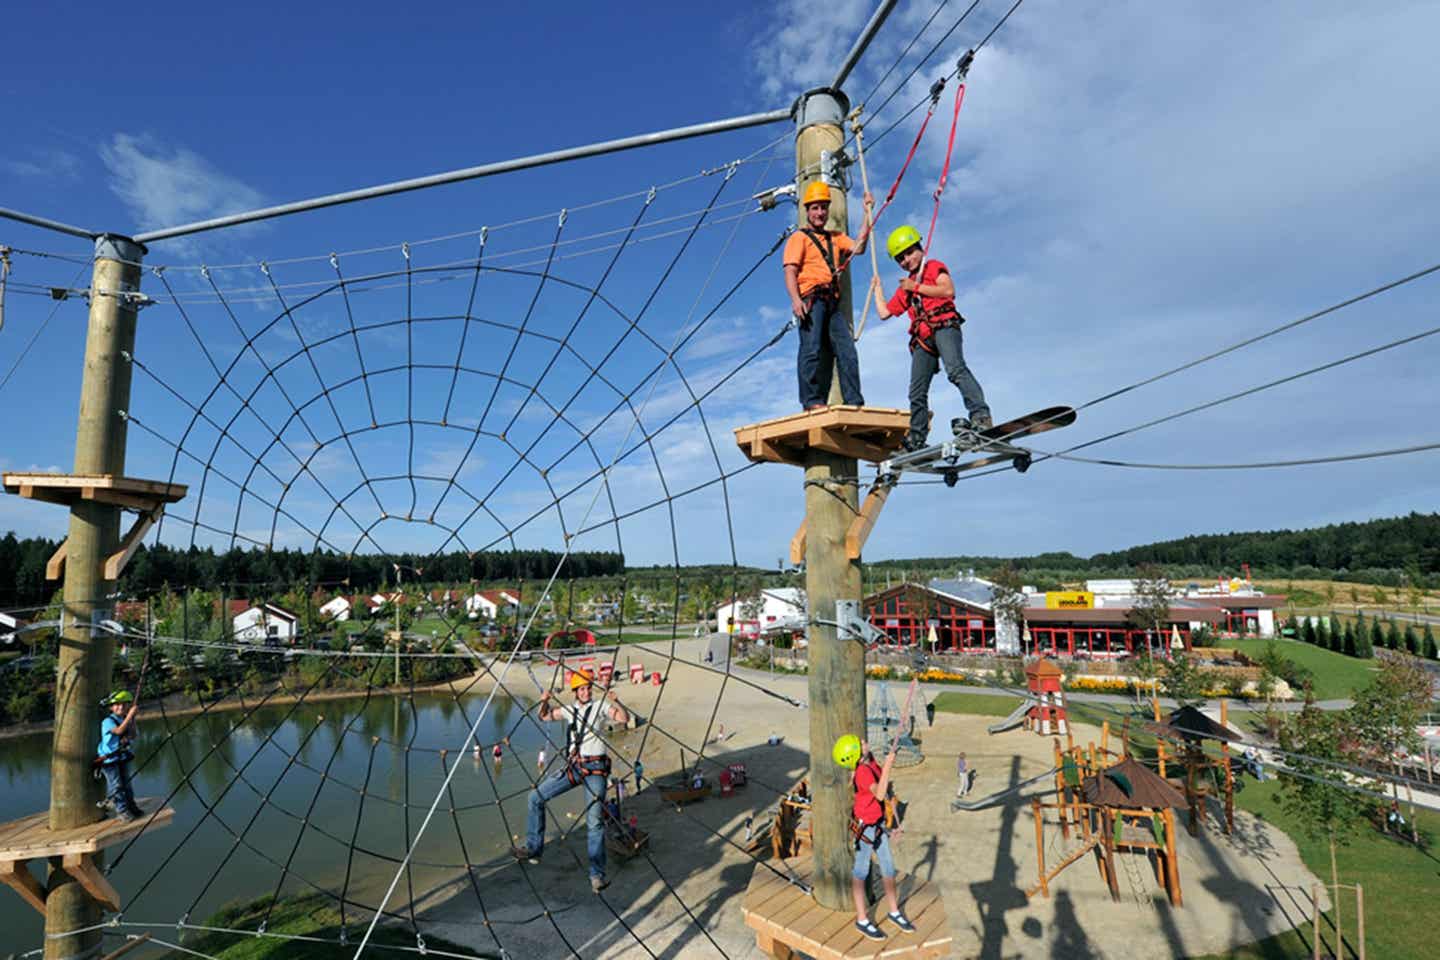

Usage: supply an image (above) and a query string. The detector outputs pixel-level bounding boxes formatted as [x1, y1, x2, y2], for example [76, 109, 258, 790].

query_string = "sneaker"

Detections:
[950, 417, 973, 436]
[900, 433, 928, 453]
[591, 874, 610, 893]
[511, 845, 540, 865]
[855, 919, 885, 941]
[971, 412, 993, 432]
[887, 910, 917, 933]
[804, 403, 828, 412]
[116, 807, 139, 823]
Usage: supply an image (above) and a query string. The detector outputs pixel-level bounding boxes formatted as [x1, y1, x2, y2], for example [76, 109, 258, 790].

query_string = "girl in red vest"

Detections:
[834, 734, 916, 941]
[872, 225, 991, 450]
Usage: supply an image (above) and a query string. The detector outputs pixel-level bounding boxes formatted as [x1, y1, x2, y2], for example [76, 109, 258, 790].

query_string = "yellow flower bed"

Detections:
[1067, 676, 1132, 693]
[915, 667, 968, 683]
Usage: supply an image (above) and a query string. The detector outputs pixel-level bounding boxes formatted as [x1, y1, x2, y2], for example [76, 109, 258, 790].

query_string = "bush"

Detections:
[1425, 625, 1438, 661]
[1342, 623, 1358, 658]
[1403, 625, 1419, 655]
[1385, 621, 1402, 651]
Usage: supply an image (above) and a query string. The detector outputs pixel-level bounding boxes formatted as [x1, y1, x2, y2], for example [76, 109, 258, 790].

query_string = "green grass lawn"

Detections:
[173, 894, 482, 958]
[1227, 637, 1378, 701]
[931, 690, 1027, 718]
[1191, 781, 1437, 960]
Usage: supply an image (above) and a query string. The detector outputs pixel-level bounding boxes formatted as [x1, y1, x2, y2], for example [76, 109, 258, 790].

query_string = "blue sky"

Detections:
[2, 0, 1438, 571]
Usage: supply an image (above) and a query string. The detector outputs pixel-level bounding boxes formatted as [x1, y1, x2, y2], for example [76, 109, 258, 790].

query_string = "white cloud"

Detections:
[100, 133, 265, 232]
[2, 147, 81, 181]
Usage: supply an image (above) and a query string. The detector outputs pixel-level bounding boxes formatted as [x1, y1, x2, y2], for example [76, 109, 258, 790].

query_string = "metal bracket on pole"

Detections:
[812, 599, 887, 647]
[818, 149, 851, 190]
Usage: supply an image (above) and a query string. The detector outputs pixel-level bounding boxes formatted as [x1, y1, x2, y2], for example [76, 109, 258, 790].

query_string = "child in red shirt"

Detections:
[834, 734, 915, 941]
[873, 225, 991, 450]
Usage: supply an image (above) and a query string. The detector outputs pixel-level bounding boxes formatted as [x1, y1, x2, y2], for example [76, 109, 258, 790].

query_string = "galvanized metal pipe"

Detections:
[135, 108, 792, 243]
[832, 0, 900, 91]
[0, 206, 97, 241]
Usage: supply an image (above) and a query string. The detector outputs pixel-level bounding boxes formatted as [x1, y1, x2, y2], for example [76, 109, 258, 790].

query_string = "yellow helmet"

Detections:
[832, 734, 862, 769]
[569, 667, 596, 691]
[886, 225, 922, 260]
[800, 181, 832, 207]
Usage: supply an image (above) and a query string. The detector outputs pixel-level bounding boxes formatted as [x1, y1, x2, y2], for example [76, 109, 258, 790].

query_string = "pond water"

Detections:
[0, 689, 575, 955]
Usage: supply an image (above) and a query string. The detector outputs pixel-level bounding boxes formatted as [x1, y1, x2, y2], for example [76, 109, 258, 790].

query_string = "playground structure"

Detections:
[1026, 723, 1188, 907]
[987, 659, 1069, 736]
[1147, 701, 1241, 836]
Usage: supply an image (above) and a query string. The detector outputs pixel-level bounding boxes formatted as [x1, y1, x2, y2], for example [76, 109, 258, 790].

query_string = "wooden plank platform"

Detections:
[0, 799, 174, 861]
[2, 473, 188, 508]
[733, 407, 911, 467]
[0, 800, 173, 915]
[742, 853, 952, 960]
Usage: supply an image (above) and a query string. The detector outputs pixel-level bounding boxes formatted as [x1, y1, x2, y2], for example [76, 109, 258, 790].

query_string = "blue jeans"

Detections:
[797, 295, 864, 408]
[526, 767, 608, 879]
[852, 827, 896, 880]
[908, 324, 989, 439]
[100, 760, 139, 813]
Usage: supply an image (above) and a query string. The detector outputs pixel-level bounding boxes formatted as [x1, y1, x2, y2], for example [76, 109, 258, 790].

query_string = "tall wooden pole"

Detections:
[796, 87, 866, 911]
[46, 235, 146, 959]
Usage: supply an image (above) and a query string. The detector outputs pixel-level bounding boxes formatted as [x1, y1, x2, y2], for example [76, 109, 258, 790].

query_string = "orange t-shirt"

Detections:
[783, 229, 856, 297]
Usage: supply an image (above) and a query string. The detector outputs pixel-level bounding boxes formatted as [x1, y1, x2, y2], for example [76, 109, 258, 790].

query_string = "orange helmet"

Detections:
[569, 667, 596, 691]
[800, 181, 831, 206]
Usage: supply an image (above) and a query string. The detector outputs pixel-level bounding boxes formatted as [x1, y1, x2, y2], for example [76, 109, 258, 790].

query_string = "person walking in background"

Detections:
[956, 752, 970, 799]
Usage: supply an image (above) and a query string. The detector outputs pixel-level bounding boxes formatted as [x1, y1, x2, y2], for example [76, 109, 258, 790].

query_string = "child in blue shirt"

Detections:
[98, 690, 143, 821]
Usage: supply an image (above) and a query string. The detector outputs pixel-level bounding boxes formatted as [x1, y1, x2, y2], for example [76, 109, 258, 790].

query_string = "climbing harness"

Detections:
[798, 228, 846, 308]
[903, 264, 964, 355]
[562, 696, 612, 785]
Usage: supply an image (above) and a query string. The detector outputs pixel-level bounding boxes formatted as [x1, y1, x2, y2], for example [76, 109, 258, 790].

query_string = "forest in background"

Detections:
[2, 512, 1437, 608]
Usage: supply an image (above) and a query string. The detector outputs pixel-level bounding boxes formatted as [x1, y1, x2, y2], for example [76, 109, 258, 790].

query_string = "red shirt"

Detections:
[852, 759, 884, 825]
[885, 259, 958, 322]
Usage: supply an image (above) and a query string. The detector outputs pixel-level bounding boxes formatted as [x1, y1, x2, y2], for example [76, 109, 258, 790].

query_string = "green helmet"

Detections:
[106, 690, 134, 706]
[832, 734, 862, 770]
[886, 225, 922, 260]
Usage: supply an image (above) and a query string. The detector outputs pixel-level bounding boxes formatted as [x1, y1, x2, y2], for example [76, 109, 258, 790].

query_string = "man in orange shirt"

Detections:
[783, 182, 874, 411]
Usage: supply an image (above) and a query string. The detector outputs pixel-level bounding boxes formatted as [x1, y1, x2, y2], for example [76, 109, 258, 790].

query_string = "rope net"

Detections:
[6, 145, 844, 960]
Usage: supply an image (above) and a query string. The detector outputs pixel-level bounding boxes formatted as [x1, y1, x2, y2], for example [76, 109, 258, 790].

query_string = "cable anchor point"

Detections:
[557, 208, 568, 228]
[956, 48, 975, 79]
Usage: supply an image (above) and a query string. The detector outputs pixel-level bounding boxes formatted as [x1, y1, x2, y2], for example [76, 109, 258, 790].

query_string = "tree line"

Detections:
[867, 512, 1440, 587]
[0, 532, 623, 606]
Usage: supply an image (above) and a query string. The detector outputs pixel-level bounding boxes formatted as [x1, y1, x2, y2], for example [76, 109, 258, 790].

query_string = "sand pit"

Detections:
[420, 639, 1323, 958]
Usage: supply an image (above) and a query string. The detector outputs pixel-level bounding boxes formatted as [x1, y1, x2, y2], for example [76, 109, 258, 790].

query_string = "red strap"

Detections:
[924, 82, 967, 258]
[853, 98, 940, 252]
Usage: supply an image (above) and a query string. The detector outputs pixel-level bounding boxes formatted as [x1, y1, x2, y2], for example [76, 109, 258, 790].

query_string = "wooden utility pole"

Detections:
[795, 87, 866, 911]
[47, 235, 146, 959]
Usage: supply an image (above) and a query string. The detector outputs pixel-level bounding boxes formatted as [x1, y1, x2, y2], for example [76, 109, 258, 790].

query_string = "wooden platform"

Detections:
[0, 800, 174, 915]
[2, 473, 188, 508]
[742, 853, 952, 960]
[733, 406, 911, 467]
[1, 473, 188, 581]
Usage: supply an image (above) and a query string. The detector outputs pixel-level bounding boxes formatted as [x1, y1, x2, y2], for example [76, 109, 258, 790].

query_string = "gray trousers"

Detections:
[909, 324, 989, 439]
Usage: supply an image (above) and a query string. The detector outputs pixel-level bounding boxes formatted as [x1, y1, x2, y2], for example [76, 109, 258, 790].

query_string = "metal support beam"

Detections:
[0, 207, 97, 241]
[832, 0, 900, 91]
[135, 107, 792, 243]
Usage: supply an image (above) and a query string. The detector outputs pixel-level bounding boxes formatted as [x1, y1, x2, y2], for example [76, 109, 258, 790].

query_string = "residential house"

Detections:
[232, 603, 301, 644]
[319, 596, 352, 623]
[466, 588, 519, 620]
